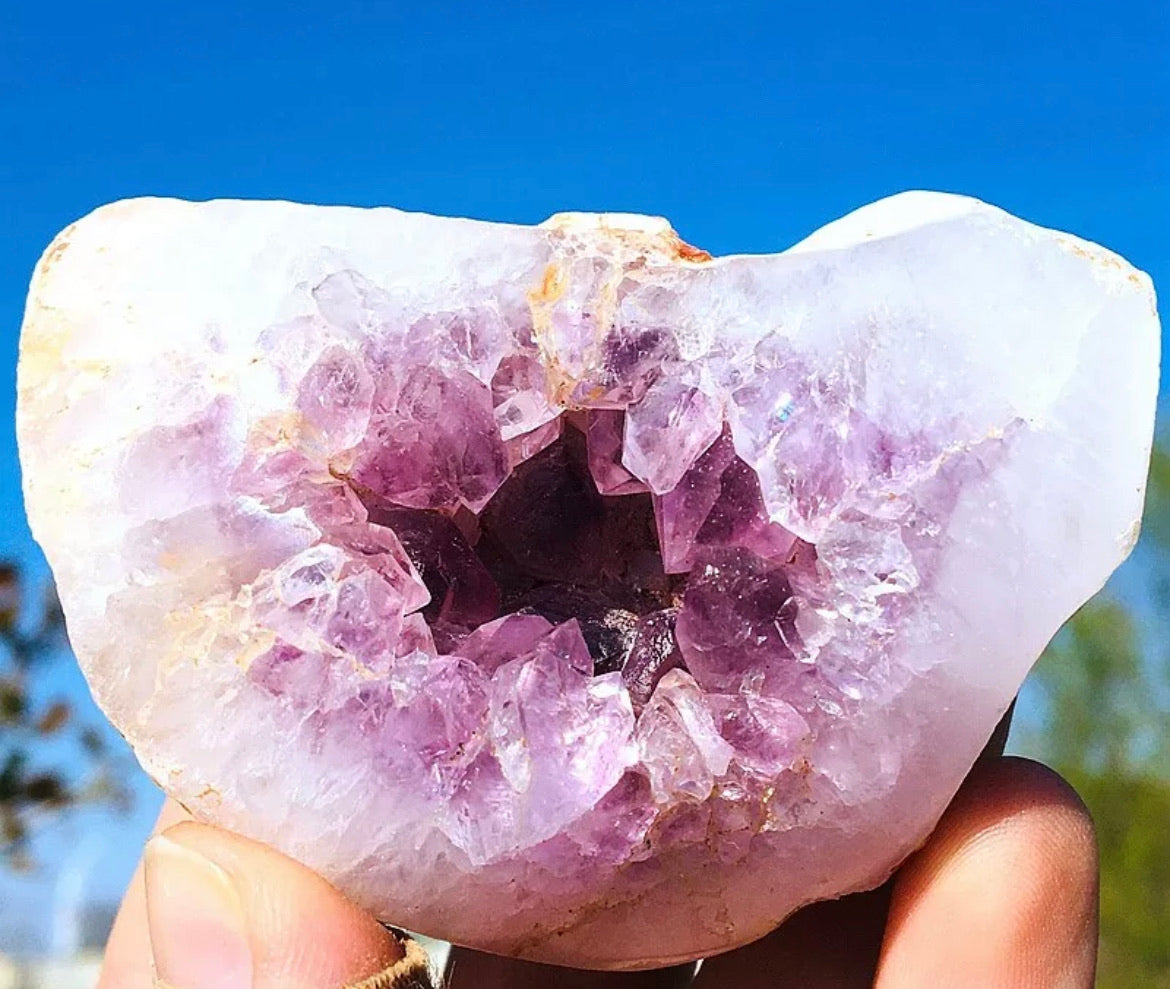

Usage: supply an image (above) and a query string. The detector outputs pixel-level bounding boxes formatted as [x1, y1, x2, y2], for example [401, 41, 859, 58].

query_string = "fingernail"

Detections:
[145, 834, 254, 989]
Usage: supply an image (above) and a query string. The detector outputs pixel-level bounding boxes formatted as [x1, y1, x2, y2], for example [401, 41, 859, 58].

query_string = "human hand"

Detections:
[97, 739, 1098, 988]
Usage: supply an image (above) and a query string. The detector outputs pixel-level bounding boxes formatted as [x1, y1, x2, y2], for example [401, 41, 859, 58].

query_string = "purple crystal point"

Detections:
[621, 608, 686, 711]
[488, 635, 636, 846]
[455, 613, 555, 674]
[367, 506, 499, 628]
[636, 668, 733, 803]
[709, 691, 810, 778]
[296, 344, 375, 449]
[585, 410, 649, 496]
[491, 354, 560, 442]
[351, 366, 510, 512]
[654, 428, 797, 573]
[675, 547, 800, 692]
[622, 377, 723, 494]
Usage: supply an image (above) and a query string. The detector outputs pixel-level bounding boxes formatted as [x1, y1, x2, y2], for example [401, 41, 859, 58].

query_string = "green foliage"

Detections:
[0, 562, 129, 868]
[1026, 441, 1170, 988]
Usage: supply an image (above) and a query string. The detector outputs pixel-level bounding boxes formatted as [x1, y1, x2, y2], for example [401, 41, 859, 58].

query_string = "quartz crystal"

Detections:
[16, 193, 1159, 969]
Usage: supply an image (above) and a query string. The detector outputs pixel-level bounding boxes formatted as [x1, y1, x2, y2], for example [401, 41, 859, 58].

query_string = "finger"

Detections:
[143, 820, 410, 989]
[444, 948, 697, 989]
[691, 885, 891, 989]
[99, 797, 192, 989]
[874, 756, 1098, 988]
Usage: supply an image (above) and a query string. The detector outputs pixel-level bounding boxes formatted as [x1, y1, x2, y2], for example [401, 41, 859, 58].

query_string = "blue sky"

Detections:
[0, 0, 1167, 953]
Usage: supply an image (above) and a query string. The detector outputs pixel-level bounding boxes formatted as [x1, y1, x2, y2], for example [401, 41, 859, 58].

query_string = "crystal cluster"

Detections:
[16, 194, 1159, 968]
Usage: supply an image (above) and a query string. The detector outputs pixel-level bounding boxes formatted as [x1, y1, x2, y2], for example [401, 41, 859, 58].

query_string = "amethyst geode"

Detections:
[16, 194, 1159, 968]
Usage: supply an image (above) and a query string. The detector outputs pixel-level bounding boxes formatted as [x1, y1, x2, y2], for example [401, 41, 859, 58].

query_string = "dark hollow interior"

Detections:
[365, 418, 686, 677]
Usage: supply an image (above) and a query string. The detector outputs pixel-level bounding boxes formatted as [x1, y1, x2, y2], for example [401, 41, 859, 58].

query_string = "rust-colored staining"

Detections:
[526, 262, 578, 405]
[528, 262, 567, 309]
[578, 383, 610, 405]
[521, 222, 713, 418]
[604, 223, 713, 265]
[1058, 233, 1138, 280]
[40, 222, 78, 279]
[526, 262, 567, 344]
[672, 237, 713, 264]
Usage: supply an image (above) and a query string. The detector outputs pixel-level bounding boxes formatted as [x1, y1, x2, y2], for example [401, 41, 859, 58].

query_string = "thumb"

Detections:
[144, 820, 427, 989]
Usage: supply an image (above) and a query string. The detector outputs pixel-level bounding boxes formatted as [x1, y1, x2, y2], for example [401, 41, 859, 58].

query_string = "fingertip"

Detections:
[876, 756, 1098, 988]
[144, 832, 252, 989]
[98, 797, 193, 989]
[151, 821, 404, 989]
[951, 756, 1094, 831]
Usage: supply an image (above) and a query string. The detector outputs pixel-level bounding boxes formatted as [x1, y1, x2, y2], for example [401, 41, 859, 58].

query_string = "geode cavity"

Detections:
[16, 193, 1159, 968]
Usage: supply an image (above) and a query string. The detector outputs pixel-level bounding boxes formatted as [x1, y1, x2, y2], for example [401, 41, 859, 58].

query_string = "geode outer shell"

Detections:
[17, 193, 1159, 969]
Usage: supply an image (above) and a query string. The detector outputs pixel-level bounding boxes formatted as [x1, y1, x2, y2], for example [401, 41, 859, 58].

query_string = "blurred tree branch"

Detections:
[0, 563, 131, 869]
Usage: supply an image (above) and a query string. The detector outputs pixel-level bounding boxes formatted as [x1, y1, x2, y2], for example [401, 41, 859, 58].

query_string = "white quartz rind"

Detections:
[17, 193, 1159, 967]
